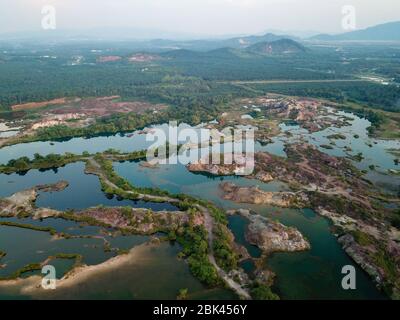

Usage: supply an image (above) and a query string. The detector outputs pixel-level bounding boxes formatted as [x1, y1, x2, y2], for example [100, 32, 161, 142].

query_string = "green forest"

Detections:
[0, 42, 399, 114]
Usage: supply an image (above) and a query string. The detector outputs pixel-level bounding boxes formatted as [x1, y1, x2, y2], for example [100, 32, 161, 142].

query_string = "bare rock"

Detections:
[255, 172, 274, 183]
[0, 189, 37, 216]
[220, 182, 304, 208]
[36, 181, 69, 193]
[244, 214, 310, 254]
[338, 234, 383, 284]
[254, 269, 276, 286]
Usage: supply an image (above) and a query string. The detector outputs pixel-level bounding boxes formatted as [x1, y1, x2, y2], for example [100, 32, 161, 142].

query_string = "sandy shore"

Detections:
[0, 122, 22, 132]
[0, 242, 156, 297]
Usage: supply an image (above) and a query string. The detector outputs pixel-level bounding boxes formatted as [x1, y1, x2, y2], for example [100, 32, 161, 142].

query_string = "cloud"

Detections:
[223, 0, 262, 7]
[0, 0, 399, 36]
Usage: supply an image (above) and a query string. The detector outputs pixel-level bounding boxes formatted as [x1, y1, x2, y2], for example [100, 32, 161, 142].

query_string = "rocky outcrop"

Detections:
[254, 269, 276, 286]
[187, 154, 254, 176]
[0, 189, 37, 216]
[187, 162, 235, 176]
[316, 207, 400, 299]
[245, 214, 310, 254]
[76, 207, 195, 234]
[36, 181, 69, 192]
[254, 172, 274, 183]
[139, 161, 159, 169]
[338, 234, 383, 284]
[33, 208, 62, 219]
[219, 182, 306, 208]
[317, 208, 358, 233]
[0, 187, 201, 235]
[0, 188, 62, 219]
[232, 209, 310, 254]
[0, 181, 70, 218]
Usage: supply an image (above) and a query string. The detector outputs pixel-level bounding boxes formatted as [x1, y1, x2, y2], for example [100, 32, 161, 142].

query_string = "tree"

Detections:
[177, 288, 188, 300]
[250, 283, 280, 300]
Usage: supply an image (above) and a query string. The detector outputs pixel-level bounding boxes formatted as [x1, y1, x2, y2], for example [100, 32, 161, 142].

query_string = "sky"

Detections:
[0, 0, 399, 38]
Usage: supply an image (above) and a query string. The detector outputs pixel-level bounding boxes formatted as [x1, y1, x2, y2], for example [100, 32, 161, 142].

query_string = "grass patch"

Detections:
[0, 221, 57, 235]
[351, 230, 374, 246]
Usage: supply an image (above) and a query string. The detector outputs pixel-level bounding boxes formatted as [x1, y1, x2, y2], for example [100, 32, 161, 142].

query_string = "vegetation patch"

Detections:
[0, 221, 57, 235]
[177, 224, 220, 286]
[250, 283, 280, 300]
[0, 152, 83, 174]
[327, 133, 346, 140]
[0, 263, 42, 280]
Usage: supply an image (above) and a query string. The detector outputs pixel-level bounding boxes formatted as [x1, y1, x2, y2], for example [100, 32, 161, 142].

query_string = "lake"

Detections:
[0, 108, 396, 299]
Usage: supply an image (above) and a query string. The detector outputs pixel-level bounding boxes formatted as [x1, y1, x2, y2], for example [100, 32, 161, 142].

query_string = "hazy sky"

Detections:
[1, 0, 399, 37]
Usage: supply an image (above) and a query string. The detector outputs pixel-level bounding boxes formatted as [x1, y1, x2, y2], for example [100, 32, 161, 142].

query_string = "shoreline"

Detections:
[0, 242, 157, 297]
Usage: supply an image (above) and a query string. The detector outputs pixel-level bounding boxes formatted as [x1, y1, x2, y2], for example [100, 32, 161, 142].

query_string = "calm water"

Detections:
[0, 162, 233, 299]
[115, 160, 386, 299]
[228, 215, 262, 258]
[262, 119, 399, 170]
[0, 240, 236, 300]
[0, 224, 113, 278]
[0, 123, 200, 164]
[0, 162, 178, 211]
[0, 111, 396, 188]
[0, 109, 397, 299]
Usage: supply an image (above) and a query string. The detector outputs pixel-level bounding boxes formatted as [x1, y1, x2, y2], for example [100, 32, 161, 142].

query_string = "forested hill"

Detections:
[246, 39, 306, 55]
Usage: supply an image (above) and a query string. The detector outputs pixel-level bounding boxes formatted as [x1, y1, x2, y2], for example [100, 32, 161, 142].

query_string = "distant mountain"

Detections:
[151, 33, 297, 51]
[246, 39, 306, 55]
[160, 39, 307, 60]
[160, 49, 203, 59]
[310, 21, 400, 41]
[218, 33, 297, 48]
[260, 29, 320, 38]
[0, 27, 201, 42]
[0, 28, 297, 53]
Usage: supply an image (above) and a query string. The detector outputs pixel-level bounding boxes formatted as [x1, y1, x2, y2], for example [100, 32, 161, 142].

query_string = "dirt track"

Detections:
[88, 157, 251, 299]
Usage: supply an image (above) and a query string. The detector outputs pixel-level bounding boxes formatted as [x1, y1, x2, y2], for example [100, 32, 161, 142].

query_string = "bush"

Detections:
[351, 230, 374, 246]
[390, 210, 400, 229]
[250, 283, 280, 300]
[177, 225, 220, 286]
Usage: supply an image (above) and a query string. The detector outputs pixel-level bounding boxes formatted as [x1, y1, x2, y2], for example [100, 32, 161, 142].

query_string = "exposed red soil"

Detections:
[47, 96, 167, 118]
[97, 56, 122, 63]
[11, 98, 67, 111]
[128, 54, 160, 63]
